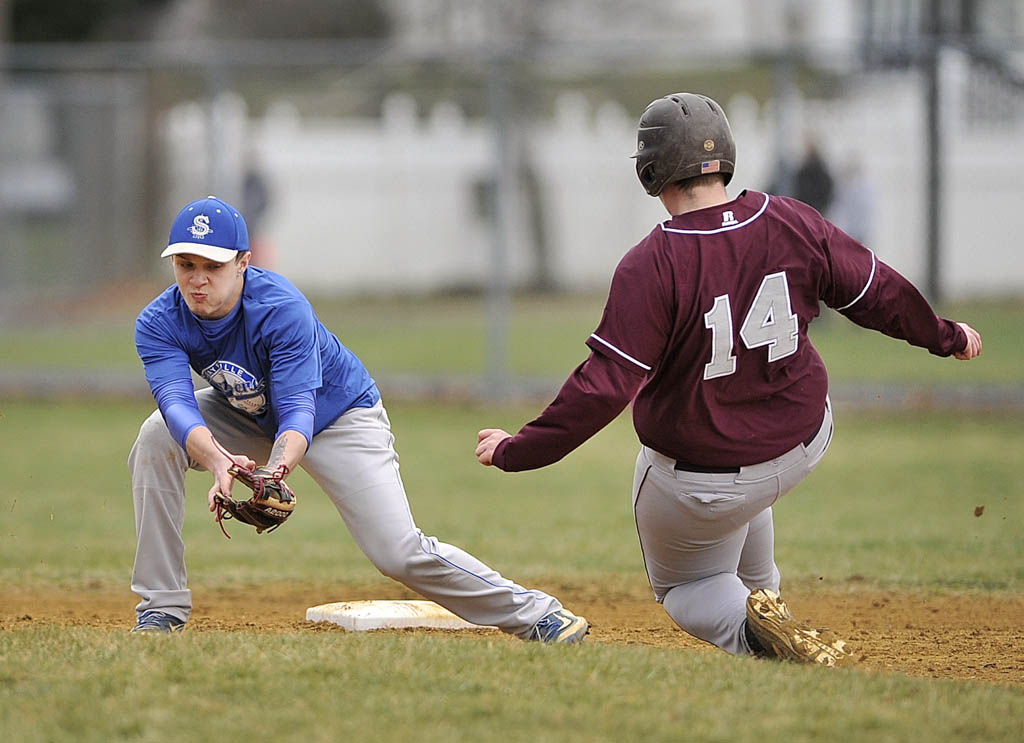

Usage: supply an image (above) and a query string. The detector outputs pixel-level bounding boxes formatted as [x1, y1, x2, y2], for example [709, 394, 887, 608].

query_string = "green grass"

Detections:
[0, 400, 1021, 591]
[1, 626, 1021, 743]
[776, 410, 1024, 590]
[1, 400, 1022, 742]
[3, 293, 1022, 383]
[0, 327, 142, 370]
[2, 291, 1023, 743]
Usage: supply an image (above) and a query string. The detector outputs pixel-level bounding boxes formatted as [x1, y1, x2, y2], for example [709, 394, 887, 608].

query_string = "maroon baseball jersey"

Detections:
[493, 190, 966, 472]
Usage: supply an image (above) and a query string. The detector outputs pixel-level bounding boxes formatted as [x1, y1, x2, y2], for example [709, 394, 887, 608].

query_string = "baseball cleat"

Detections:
[745, 588, 852, 667]
[131, 610, 186, 634]
[530, 609, 590, 644]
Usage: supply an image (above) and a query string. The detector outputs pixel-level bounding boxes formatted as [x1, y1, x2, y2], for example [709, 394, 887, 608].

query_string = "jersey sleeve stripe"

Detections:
[589, 334, 652, 371]
[660, 192, 770, 235]
[835, 249, 877, 311]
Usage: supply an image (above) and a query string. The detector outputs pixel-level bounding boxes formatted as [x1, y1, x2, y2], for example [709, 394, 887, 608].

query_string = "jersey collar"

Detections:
[660, 190, 769, 236]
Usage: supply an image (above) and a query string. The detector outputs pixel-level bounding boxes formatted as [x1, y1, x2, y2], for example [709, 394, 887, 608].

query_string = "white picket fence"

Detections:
[163, 52, 1024, 299]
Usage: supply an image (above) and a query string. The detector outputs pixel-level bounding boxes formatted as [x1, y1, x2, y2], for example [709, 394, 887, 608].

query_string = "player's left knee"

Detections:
[365, 530, 418, 580]
[367, 530, 440, 582]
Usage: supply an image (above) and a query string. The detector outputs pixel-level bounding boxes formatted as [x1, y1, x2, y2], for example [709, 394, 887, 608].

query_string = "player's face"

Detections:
[172, 253, 249, 320]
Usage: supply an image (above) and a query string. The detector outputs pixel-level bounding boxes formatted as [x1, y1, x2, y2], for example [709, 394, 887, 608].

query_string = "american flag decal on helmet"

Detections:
[701, 160, 721, 174]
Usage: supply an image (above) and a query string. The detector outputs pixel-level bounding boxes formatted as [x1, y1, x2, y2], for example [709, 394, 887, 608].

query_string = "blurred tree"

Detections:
[11, 0, 169, 41]
[10, 0, 391, 43]
[205, 0, 391, 40]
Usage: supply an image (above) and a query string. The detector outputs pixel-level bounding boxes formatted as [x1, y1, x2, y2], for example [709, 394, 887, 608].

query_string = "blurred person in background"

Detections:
[791, 137, 835, 215]
[128, 195, 589, 643]
[829, 154, 877, 245]
[241, 152, 275, 269]
[475, 92, 982, 665]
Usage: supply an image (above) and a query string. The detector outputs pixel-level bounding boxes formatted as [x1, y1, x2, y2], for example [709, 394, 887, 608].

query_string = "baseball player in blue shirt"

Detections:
[129, 195, 588, 642]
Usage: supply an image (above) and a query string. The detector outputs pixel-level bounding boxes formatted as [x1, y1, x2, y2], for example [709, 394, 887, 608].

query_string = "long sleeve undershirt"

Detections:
[153, 377, 206, 450]
[155, 378, 316, 451]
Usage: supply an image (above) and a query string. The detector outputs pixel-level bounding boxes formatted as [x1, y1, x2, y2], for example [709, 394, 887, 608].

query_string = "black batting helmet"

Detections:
[633, 92, 736, 196]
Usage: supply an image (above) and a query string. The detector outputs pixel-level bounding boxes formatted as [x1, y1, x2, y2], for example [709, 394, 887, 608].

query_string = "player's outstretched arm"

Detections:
[954, 323, 983, 360]
[474, 352, 642, 472]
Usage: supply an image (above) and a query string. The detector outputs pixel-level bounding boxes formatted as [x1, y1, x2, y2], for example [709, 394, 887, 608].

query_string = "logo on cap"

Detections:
[188, 214, 214, 239]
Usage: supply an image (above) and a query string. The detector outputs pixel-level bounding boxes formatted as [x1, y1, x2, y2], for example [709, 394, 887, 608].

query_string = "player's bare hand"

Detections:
[954, 323, 982, 360]
[476, 429, 511, 466]
[207, 454, 256, 511]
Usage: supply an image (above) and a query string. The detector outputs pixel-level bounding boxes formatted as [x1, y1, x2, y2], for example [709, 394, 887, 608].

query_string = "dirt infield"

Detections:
[2, 582, 1021, 689]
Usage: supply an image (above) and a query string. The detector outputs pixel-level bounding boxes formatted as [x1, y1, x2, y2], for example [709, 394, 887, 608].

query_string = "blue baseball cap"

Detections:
[162, 195, 250, 262]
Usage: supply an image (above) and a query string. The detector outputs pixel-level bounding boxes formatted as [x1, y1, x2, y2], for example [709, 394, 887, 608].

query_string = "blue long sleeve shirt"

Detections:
[135, 267, 379, 450]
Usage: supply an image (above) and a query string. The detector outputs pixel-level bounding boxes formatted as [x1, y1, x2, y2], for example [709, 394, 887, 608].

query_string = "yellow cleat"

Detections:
[745, 588, 853, 667]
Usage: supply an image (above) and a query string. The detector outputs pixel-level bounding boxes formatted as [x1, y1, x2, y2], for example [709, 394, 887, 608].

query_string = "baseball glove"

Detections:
[213, 465, 296, 538]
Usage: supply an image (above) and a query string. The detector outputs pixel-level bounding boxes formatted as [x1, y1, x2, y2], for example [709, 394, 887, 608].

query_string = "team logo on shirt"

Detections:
[201, 360, 267, 415]
[188, 214, 214, 239]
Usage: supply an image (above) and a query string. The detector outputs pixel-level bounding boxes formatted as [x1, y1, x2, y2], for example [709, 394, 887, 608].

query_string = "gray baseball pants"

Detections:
[129, 388, 561, 638]
[632, 399, 834, 654]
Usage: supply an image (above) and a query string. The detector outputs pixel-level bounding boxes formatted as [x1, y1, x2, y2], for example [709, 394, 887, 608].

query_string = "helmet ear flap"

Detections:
[637, 159, 658, 192]
[640, 168, 655, 188]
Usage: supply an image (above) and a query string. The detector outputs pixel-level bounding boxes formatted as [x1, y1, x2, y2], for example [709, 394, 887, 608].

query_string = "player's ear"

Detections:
[237, 251, 251, 272]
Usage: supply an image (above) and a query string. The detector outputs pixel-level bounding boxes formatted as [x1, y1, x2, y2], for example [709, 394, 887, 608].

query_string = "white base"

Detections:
[305, 599, 499, 632]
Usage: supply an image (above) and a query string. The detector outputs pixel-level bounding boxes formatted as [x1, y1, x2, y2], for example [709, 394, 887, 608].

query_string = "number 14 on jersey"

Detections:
[703, 271, 799, 380]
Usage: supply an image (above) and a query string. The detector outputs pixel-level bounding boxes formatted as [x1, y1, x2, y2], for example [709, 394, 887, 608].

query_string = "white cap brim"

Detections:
[161, 242, 242, 262]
